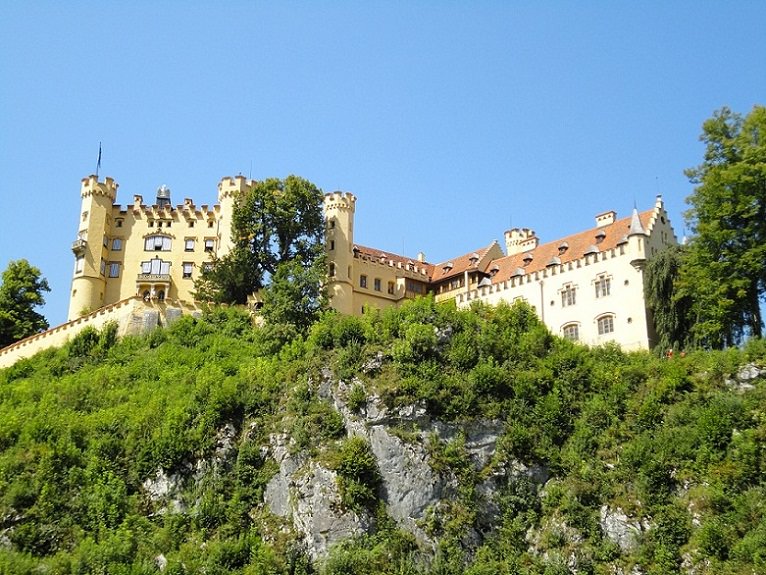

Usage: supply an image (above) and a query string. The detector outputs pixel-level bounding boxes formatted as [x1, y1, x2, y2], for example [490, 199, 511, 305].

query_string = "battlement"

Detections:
[218, 175, 252, 201]
[81, 174, 118, 200]
[504, 228, 539, 255]
[324, 191, 357, 211]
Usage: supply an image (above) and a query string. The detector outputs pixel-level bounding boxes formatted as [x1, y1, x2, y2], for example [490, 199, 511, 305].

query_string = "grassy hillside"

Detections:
[1, 300, 764, 575]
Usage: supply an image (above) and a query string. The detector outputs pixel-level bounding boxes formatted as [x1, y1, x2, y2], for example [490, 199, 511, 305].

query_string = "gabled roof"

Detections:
[487, 209, 654, 284]
[431, 241, 504, 283]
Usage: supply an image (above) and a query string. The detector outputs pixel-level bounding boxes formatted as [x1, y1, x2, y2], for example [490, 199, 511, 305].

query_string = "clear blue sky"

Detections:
[1, 1, 764, 326]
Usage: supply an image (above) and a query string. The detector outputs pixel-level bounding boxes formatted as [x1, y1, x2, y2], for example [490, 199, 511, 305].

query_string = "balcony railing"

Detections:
[71, 238, 87, 255]
[136, 273, 171, 282]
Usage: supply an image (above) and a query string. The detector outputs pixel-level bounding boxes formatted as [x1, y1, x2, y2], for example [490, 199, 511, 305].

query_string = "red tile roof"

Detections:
[487, 210, 653, 284]
[353, 244, 435, 277]
[430, 241, 504, 283]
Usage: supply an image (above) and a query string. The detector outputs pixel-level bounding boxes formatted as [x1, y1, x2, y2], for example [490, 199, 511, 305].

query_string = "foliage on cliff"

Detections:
[1, 299, 765, 575]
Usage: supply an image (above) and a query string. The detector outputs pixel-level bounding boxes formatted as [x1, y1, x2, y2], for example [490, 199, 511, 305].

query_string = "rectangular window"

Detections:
[329, 263, 336, 277]
[100, 259, 106, 276]
[598, 316, 614, 335]
[141, 259, 171, 276]
[360, 274, 367, 288]
[108, 263, 120, 278]
[595, 275, 611, 298]
[204, 239, 215, 252]
[185, 238, 195, 251]
[208, 221, 214, 228]
[75, 256, 84, 274]
[188, 220, 195, 228]
[406, 279, 425, 294]
[561, 285, 576, 307]
[387, 281, 395, 295]
[116, 219, 123, 228]
[374, 278, 381, 291]
[112, 238, 122, 251]
[144, 236, 171, 251]
[329, 240, 335, 251]
[182, 262, 193, 279]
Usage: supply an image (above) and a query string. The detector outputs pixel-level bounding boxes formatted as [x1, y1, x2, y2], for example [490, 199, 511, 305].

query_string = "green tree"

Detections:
[195, 175, 325, 305]
[679, 105, 766, 347]
[0, 259, 51, 347]
[260, 254, 327, 334]
[644, 245, 694, 352]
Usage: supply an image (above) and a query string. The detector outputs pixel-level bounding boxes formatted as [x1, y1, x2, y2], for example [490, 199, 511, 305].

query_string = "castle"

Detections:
[323, 191, 677, 350]
[0, 174, 677, 368]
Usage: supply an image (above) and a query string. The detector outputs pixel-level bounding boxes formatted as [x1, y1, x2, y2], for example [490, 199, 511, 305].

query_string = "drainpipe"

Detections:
[539, 279, 545, 323]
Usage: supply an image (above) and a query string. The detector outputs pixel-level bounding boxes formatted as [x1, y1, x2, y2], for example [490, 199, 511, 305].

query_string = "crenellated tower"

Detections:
[323, 191, 356, 315]
[68, 175, 118, 320]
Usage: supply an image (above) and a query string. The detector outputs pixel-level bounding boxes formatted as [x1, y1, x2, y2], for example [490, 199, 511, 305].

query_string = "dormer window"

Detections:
[546, 256, 561, 267]
[558, 242, 569, 255]
[522, 252, 533, 265]
[584, 245, 599, 256]
[443, 262, 454, 272]
[469, 252, 479, 266]
[595, 230, 606, 244]
[489, 264, 500, 276]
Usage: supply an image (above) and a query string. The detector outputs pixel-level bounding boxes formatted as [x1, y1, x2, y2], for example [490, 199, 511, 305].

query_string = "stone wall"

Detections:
[0, 297, 204, 369]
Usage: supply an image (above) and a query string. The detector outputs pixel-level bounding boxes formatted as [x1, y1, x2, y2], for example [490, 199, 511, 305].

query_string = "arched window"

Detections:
[597, 315, 615, 335]
[562, 324, 579, 341]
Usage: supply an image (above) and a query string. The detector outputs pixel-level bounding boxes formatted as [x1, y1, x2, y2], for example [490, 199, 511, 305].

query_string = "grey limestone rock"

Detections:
[292, 463, 372, 559]
[368, 424, 443, 541]
[142, 468, 186, 514]
[599, 505, 642, 552]
[725, 362, 765, 392]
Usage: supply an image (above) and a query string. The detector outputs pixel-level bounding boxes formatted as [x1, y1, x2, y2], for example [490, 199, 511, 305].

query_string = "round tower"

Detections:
[68, 175, 118, 320]
[217, 175, 250, 256]
[323, 191, 356, 315]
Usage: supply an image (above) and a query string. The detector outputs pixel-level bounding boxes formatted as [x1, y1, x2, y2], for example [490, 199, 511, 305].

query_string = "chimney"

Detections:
[417, 251, 426, 262]
[596, 211, 616, 227]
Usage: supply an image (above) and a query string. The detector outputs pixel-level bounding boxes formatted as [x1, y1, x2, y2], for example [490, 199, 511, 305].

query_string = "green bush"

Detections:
[330, 436, 381, 511]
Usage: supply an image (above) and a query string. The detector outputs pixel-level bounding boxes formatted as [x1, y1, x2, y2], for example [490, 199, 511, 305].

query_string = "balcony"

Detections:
[137, 273, 171, 282]
[71, 238, 87, 255]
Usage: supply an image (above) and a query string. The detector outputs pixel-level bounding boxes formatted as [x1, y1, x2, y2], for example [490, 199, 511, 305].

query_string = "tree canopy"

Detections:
[678, 105, 766, 348]
[643, 244, 693, 352]
[195, 175, 326, 321]
[0, 259, 51, 348]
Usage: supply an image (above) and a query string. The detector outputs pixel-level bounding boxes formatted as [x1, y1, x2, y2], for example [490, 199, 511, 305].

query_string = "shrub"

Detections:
[330, 436, 381, 511]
